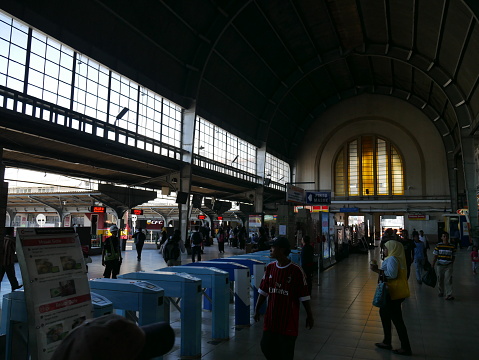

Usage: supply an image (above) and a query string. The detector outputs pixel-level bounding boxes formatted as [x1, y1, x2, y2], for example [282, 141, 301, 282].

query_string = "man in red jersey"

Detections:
[254, 237, 314, 359]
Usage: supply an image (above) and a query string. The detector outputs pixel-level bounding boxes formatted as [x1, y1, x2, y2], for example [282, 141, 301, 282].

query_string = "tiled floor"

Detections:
[2, 241, 478, 359]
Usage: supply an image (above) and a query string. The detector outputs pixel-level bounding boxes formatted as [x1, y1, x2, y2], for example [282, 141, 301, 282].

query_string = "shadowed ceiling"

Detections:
[2, 0, 479, 186]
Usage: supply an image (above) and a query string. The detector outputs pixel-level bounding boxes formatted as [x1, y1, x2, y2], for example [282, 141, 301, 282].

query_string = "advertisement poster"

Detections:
[16, 228, 92, 360]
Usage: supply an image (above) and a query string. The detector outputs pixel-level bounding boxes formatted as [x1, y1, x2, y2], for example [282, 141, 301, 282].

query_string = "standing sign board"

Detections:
[16, 227, 92, 360]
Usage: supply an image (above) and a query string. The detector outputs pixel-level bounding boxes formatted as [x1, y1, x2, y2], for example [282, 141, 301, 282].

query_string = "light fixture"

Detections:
[113, 107, 129, 125]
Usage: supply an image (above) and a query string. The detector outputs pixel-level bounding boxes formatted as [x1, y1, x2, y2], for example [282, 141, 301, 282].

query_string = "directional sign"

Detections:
[305, 191, 331, 205]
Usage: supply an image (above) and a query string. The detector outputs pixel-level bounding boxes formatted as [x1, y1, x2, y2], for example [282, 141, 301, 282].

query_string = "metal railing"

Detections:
[0, 85, 183, 160]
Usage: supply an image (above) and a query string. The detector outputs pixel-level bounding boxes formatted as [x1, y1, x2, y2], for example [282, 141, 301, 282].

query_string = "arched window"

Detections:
[334, 136, 404, 196]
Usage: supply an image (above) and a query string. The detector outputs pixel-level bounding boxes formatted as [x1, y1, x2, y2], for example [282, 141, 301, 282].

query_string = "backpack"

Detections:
[191, 231, 202, 245]
[163, 237, 180, 262]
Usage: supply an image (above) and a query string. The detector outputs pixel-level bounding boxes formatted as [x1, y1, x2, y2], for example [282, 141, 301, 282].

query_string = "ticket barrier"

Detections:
[89, 279, 164, 326]
[0, 291, 113, 360]
[208, 258, 265, 312]
[183, 261, 250, 327]
[158, 266, 230, 341]
[119, 271, 202, 358]
[289, 249, 302, 265]
[233, 253, 275, 264]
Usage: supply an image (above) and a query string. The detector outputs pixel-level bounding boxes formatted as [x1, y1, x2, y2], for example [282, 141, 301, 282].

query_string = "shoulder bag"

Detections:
[373, 273, 388, 307]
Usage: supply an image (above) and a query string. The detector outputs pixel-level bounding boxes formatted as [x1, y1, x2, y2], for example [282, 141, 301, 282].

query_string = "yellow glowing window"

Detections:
[334, 136, 404, 196]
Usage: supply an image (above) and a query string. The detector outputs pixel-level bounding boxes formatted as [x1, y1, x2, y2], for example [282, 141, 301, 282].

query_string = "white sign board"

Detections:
[286, 185, 305, 204]
[16, 228, 92, 360]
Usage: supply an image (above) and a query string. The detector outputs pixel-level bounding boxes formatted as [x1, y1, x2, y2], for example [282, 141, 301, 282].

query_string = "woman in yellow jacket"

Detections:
[370, 240, 412, 356]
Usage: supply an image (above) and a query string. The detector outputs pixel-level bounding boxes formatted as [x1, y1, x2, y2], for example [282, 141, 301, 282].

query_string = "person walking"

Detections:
[418, 230, 429, 259]
[300, 236, 315, 295]
[132, 227, 146, 261]
[370, 240, 412, 356]
[163, 229, 185, 266]
[102, 225, 123, 279]
[254, 237, 314, 360]
[257, 227, 270, 251]
[470, 245, 479, 275]
[217, 227, 226, 254]
[413, 234, 425, 284]
[399, 230, 415, 280]
[190, 226, 203, 262]
[432, 232, 456, 300]
[0, 227, 22, 291]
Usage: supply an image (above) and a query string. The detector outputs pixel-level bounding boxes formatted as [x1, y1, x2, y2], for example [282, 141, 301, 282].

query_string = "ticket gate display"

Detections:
[208, 258, 265, 311]
[0, 291, 113, 360]
[183, 261, 250, 327]
[89, 279, 164, 326]
[119, 271, 202, 358]
[158, 266, 230, 341]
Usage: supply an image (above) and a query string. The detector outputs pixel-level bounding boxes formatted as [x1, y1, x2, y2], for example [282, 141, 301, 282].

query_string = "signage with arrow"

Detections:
[305, 191, 331, 205]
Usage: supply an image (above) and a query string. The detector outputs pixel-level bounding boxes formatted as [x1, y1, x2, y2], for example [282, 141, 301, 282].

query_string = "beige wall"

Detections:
[295, 94, 449, 197]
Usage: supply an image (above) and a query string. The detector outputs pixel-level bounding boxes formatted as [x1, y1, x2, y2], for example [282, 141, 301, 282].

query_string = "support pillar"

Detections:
[0, 148, 7, 234]
[462, 136, 479, 246]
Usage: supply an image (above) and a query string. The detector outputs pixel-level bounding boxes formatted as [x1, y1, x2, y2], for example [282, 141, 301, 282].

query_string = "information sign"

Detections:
[16, 228, 92, 360]
[132, 209, 143, 215]
[286, 185, 305, 204]
[90, 206, 106, 213]
[305, 191, 331, 204]
[339, 207, 359, 212]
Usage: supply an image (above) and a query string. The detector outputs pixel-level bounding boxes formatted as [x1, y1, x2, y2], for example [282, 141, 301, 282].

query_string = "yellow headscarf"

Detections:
[384, 240, 407, 269]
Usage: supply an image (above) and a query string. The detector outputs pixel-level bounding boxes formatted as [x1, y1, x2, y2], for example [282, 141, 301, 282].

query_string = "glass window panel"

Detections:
[335, 149, 345, 196]
[7, 60, 24, 79]
[0, 73, 6, 87]
[46, 45, 60, 63]
[27, 84, 42, 98]
[43, 90, 57, 104]
[0, 55, 8, 75]
[28, 69, 43, 87]
[10, 27, 28, 46]
[30, 36, 46, 55]
[58, 66, 71, 82]
[59, 52, 73, 68]
[44, 60, 58, 78]
[391, 147, 404, 195]
[57, 96, 69, 108]
[376, 138, 388, 195]
[348, 140, 359, 195]
[58, 81, 70, 95]
[9, 44, 27, 63]
[29, 53, 45, 72]
[43, 75, 58, 93]
[0, 39, 8, 57]
[361, 136, 374, 195]
[0, 21, 11, 41]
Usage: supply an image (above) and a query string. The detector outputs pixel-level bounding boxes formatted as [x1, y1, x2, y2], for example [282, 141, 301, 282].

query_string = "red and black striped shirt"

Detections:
[258, 260, 310, 336]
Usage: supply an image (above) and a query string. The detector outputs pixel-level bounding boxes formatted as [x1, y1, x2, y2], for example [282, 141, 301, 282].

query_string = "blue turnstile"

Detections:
[0, 291, 113, 360]
[89, 278, 164, 325]
[158, 266, 230, 341]
[183, 261, 251, 327]
[208, 258, 265, 311]
[119, 271, 202, 358]
[289, 249, 302, 265]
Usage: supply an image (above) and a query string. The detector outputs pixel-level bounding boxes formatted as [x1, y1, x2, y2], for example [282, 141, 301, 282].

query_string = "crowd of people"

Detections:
[6, 221, 478, 359]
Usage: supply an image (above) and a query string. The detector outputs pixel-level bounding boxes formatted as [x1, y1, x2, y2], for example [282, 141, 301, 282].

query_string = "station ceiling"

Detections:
[1, 0, 479, 203]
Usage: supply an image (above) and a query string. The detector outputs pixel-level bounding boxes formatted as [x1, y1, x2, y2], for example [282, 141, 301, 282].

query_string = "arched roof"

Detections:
[4, 0, 477, 162]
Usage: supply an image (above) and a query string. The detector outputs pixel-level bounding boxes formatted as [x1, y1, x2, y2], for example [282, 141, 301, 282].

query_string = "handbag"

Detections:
[373, 273, 388, 307]
[422, 267, 437, 288]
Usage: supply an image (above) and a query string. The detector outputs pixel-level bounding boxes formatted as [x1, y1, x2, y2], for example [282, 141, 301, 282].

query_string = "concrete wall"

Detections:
[295, 94, 449, 197]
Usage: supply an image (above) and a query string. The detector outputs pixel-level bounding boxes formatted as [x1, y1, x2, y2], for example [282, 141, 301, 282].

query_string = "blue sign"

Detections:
[305, 191, 331, 205]
[340, 207, 359, 212]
